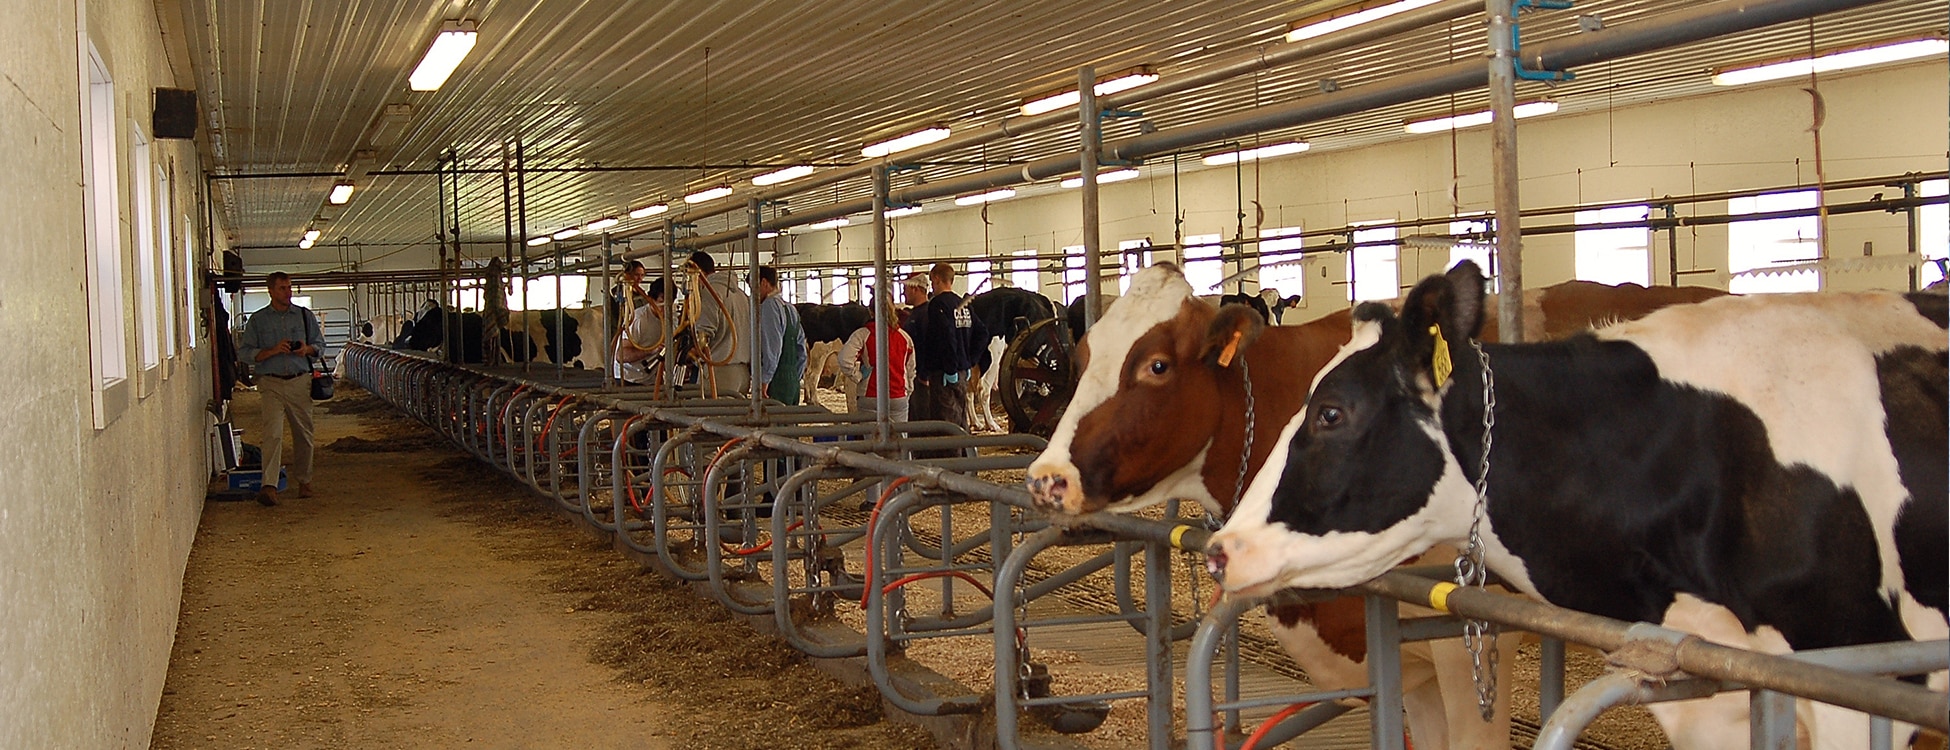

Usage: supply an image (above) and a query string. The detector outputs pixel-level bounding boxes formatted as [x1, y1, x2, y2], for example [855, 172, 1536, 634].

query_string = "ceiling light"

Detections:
[861, 126, 951, 158]
[752, 165, 816, 186]
[1201, 141, 1311, 166]
[807, 218, 851, 230]
[628, 203, 669, 219]
[302, 228, 322, 242]
[1061, 168, 1142, 188]
[1403, 101, 1557, 134]
[757, 230, 781, 239]
[327, 182, 355, 205]
[1712, 38, 1948, 86]
[583, 217, 619, 232]
[1286, 0, 1444, 43]
[954, 188, 1017, 206]
[298, 238, 315, 250]
[684, 184, 734, 204]
[526, 236, 552, 246]
[886, 206, 923, 218]
[551, 228, 581, 240]
[408, 21, 479, 92]
[1019, 66, 1161, 116]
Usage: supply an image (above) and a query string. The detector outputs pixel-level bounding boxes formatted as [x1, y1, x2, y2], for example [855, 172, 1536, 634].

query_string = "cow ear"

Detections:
[1398, 260, 1487, 388]
[1202, 304, 1266, 369]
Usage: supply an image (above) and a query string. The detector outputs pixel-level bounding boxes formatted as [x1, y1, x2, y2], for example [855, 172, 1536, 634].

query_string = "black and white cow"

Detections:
[1206, 260, 1947, 748]
[965, 287, 1060, 432]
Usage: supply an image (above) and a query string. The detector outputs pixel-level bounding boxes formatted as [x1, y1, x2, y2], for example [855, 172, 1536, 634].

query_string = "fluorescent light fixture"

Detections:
[1712, 38, 1948, 86]
[298, 238, 315, 250]
[526, 236, 552, 246]
[807, 218, 851, 231]
[1201, 141, 1311, 166]
[551, 228, 581, 240]
[628, 203, 669, 219]
[757, 230, 781, 239]
[1061, 168, 1142, 188]
[1287, 0, 1444, 42]
[954, 188, 1017, 206]
[327, 182, 356, 205]
[885, 206, 923, 218]
[752, 165, 815, 186]
[302, 228, 322, 242]
[1019, 67, 1161, 116]
[1403, 100, 1558, 134]
[861, 126, 951, 158]
[583, 217, 619, 232]
[684, 184, 734, 204]
[408, 21, 479, 92]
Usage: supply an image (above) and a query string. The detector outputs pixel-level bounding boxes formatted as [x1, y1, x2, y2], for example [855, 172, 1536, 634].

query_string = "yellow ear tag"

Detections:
[1217, 330, 1244, 368]
[1429, 324, 1453, 386]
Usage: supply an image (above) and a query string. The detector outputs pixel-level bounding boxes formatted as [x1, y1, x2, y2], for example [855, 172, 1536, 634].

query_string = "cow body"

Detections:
[1208, 261, 1947, 748]
[965, 287, 1059, 432]
[1028, 263, 1733, 750]
[796, 302, 874, 410]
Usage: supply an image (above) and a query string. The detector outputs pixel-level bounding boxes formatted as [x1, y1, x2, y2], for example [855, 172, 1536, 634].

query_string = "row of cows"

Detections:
[1024, 261, 1946, 749]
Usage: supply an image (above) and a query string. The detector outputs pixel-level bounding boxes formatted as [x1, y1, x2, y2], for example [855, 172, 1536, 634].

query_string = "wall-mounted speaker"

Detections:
[153, 88, 198, 139]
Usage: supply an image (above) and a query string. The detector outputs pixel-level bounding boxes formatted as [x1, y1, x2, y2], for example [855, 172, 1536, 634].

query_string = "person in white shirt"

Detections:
[686, 252, 753, 396]
[613, 278, 668, 386]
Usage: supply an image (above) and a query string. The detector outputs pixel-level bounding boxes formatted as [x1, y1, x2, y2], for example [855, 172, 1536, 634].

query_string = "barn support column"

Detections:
[748, 198, 764, 416]
[1487, 0, 1524, 343]
[662, 218, 678, 401]
[871, 166, 892, 444]
[515, 138, 531, 377]
[1079, 65, 1104, 327]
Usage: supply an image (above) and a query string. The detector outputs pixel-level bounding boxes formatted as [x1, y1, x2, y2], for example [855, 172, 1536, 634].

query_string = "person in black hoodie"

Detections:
[902, 262, 987, 430]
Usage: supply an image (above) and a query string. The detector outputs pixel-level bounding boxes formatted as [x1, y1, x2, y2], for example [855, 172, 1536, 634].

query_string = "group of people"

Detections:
[609, 254, 989, 433]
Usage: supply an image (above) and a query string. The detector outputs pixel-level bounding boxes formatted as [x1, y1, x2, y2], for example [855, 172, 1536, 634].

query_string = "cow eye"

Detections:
[1315, 405, 1344, 430]
[1148, 359, 1169, 376]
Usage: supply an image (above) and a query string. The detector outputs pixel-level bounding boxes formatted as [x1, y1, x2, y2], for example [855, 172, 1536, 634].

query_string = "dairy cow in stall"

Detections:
[1205, 261, 1946, 749]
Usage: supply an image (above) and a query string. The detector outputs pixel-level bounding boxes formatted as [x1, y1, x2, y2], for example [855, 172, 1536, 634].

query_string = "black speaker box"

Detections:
[153, 88, 197, 139]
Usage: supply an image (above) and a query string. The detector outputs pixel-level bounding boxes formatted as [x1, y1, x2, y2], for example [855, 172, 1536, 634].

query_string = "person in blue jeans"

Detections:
[236, 271, 326, 506]
[902, 262, 988, 431]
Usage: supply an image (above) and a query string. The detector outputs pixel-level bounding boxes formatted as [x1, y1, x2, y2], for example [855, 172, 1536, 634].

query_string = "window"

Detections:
[803, 272, 822, 303]
[131, 127, 161, 373]
[181, 211, 198, 348]
[1118, 239, 1153, 294]
[1349, 222, 1399, 302]
[1574, 206, 1651, 286]
[829, 270, 850, 303]
[966, 259, 992, 295]
[510, 275, 588, 310]
[82, 45, 127, 427]
[1258, 227, 1305, 298]
[860, 267, 877, 303]
[1728, 190, 1819, 293]
[1922, 180, 1947, 287]
[1183, 234, 1224, 294]
[157, 162, 178, 357]
[1060, 245, 1087, 303]
[1011, 249, 1039, 293]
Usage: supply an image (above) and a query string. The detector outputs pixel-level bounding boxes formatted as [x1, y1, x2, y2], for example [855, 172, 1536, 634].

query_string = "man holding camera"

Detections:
[237, 271, 326, 506]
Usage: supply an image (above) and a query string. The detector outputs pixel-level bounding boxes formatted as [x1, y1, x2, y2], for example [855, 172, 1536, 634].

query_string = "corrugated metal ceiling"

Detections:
[181, 0, 1945, 255]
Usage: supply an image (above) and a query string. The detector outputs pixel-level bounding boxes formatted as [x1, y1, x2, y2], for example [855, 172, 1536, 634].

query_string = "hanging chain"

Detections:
[1454, 339, 1500, 722]
[1228, 357, 1257, 524]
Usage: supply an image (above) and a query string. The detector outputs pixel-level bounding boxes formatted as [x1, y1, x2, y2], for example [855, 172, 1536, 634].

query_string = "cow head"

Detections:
[1026, 264, 1266, 516]
[1205, 261, 1489, 597]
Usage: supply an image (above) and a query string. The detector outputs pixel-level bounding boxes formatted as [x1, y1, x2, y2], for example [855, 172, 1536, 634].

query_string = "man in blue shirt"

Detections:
[236, 271, 326, 505]
[755, 266, 807, 404]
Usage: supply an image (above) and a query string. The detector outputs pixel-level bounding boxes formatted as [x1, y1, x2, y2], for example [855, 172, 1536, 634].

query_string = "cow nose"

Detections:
[1026, 474, 1069, 509]
[1204, 540, 1228, 582]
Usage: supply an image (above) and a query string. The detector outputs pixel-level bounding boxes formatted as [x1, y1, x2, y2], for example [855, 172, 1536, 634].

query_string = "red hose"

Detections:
[1241, 701, 1315, 750]
[858, 476, 915, 608]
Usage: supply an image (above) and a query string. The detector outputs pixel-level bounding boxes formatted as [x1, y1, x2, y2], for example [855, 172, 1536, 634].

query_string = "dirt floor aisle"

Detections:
[152, 385, 934, 750]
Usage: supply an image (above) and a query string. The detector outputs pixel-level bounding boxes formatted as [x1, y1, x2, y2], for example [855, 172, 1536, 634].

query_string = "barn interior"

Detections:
[2, 0, 1944, 746]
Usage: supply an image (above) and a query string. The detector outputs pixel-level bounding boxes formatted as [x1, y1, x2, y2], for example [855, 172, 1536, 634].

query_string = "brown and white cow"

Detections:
[1025, 263, 1726, 750]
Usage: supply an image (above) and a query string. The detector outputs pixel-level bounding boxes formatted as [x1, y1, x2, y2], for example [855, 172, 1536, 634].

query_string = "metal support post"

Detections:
[748, 197, 764, 417]
[1487, 0, 1525, 342]
[1751, 690, 1797, 750]
[1903, 179, 1920, 291]
[1540, 635, 1567, 721]
[1079, 66, 1104, 327]
[871, 167, 892, 443]
[662, 219, 677, 400]
[1366, 593, 1408, 750]
[1143, 537, 1172, 748]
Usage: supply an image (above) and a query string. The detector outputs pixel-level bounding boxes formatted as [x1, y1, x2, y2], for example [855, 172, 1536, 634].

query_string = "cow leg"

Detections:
[1263, 612, 1368, 692]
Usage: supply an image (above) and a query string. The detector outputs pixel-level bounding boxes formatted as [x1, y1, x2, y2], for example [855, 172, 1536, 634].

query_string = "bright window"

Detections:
[860, 267, 877, 303]
[83, 45, 128, 426]
[1183, 234, 1224, 294]
[511, 275, 589, 310]
[181, 211, 198, 348]
[131, 127, 161, 372]
[802, 271, 821, 303]
[1118, 239, 1153, 294]
[1921, 180, 1947, 287]
[829, 270, 850, 303]
[1349, 222, 1399, 302]
[1258, 227, 1305, 298]
[1729, 190, 1820, 293]
[966, 259, 992, 295]
[1012, 249, 1039, 293]
[1060, 245, 1086, 303]
[1575, 205, 1651, 287]
[157, 162, 178, 357]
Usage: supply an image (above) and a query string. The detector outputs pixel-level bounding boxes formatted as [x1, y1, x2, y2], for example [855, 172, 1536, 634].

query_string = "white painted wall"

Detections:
[0, 0, 214, 746]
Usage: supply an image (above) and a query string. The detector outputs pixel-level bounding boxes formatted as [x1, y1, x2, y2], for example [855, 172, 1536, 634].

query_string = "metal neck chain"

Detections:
[1226, 357, 1257, 528]
[1453, 339, 1500, 722]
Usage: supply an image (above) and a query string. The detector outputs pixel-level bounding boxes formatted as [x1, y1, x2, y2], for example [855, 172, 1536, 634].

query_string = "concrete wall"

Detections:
[0, 0, 213, 746]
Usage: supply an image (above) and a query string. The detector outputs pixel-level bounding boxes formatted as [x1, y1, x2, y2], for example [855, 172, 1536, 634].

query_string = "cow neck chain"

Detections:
[1454, 339, 1500, 722]
[1224, 357, 1256, 531]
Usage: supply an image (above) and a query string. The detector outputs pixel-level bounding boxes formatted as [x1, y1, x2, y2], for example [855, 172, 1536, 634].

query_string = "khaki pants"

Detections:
[705, 363, 751, 398]
[258, 374, 316, 485]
